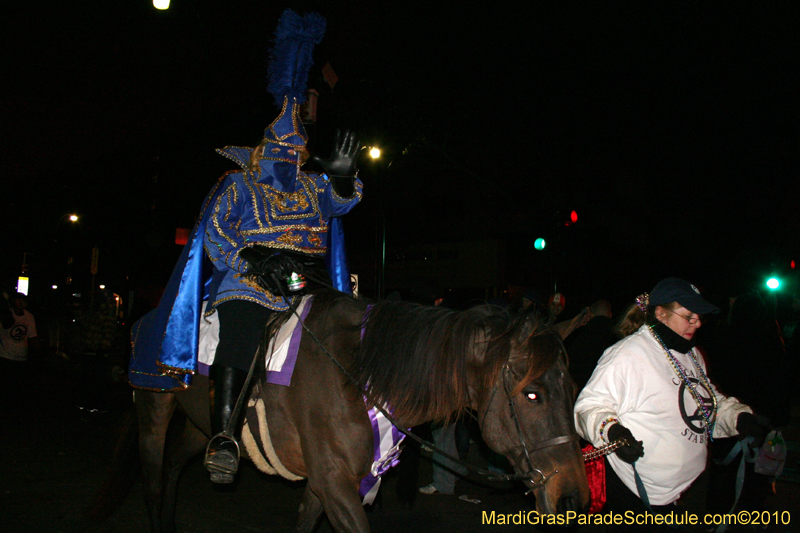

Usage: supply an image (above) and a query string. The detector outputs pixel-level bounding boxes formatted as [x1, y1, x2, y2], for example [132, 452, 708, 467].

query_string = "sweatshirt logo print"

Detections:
[676, 376, 713, 435]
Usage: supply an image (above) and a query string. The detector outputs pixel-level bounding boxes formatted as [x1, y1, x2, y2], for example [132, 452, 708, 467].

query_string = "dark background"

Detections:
[3, 1, 799, 317]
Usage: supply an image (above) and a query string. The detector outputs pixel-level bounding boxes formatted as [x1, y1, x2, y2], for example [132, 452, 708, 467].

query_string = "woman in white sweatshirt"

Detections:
[574, 277, 764, 525]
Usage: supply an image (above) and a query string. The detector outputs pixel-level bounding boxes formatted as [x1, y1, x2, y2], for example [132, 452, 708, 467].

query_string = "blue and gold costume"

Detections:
[129, 101, 361, 392]
[206, 108, 362, 314]
[130, 7, 360, 484]
[129, 5, 362, 390]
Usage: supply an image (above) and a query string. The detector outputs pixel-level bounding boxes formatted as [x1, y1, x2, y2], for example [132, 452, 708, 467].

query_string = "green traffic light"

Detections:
[534, 238, 546, 251]
[766, 277, 780, 290]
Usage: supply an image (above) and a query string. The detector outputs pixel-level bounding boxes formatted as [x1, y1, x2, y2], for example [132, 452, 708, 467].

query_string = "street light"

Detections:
[365, 146, 386, 297]
[52, 213, 81, 289]
[56, 213, 79, 230]
[153, 0, 170, 9]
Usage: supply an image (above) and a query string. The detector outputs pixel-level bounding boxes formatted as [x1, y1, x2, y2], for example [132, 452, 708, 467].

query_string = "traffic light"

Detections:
[766, 277, 780, 290]
[534, 238, 546, 251]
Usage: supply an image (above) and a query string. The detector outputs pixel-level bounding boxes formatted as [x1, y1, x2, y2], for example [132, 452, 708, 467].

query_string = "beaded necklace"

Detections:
[649, 326, 718, 440]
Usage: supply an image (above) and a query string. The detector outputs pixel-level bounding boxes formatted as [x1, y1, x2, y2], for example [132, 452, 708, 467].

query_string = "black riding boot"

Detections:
[204, 365, 248, 483]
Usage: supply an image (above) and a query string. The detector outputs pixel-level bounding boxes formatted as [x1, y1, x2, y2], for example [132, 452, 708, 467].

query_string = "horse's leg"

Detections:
[298, 415, 372, 533]
[295, 485, 325, 533]
[161, 416, 209, 533]
[307, 472, 370, 533]
[270, 387, 372, 533]
[157, 375, 212, 533]
[135, 390, 177, 533]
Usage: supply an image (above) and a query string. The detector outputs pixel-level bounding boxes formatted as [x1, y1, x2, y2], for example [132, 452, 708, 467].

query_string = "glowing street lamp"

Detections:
[56, 213, 79, 226]
[153, 0, 170, 9]
[369, 147, 381, 160]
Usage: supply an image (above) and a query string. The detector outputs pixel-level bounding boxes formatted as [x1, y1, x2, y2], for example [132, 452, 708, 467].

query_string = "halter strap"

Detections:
[499, 364, 578, 490]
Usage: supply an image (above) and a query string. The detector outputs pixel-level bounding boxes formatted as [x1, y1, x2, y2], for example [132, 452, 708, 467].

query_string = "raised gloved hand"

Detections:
[311, 129, 360, 197]
[608, 423, 645, 464]
[736, 412, 766, 448]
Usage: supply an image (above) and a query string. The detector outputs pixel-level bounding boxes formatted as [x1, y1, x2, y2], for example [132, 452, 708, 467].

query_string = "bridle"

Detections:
[477, 361, 580, 492]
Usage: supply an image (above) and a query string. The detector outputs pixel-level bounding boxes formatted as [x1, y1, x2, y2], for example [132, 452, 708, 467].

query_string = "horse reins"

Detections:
[238, 276, 586, 491]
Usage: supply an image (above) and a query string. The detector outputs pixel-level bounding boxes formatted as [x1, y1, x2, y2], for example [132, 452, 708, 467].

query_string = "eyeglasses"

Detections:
[667, 309, 703, 325]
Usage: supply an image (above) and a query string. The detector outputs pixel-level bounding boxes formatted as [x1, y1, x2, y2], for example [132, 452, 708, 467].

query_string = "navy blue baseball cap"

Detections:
[649, 277, 720, 315]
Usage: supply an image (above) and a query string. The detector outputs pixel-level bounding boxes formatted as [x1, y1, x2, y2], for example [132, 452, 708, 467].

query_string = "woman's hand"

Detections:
[608, 424, 645, 463]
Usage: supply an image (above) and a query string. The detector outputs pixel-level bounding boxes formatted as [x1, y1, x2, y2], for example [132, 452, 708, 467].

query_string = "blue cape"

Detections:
[128, 181, 351, 392]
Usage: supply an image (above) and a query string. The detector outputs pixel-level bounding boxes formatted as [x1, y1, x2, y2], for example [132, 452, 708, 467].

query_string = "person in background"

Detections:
[705, 290, 788, 515]
[574, 278, 766, 529]
[0, 292, 39, 364]
[548, 292, 566, 324]
[0, 292, 40, 411]
[565, 300, 617, 392]
[395, 283, 470, 503]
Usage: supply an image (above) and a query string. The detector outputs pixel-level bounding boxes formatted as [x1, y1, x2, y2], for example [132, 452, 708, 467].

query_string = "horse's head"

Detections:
[470, 314, 590, 515]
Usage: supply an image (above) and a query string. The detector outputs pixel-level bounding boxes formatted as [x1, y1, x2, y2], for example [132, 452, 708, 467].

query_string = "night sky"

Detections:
[3, 1, 798, 314]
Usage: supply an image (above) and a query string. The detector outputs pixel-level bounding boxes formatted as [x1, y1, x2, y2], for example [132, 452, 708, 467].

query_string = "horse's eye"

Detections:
[526, 392, 539, 403]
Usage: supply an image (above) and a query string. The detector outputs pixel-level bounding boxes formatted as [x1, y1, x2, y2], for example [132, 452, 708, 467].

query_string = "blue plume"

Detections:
[267, 9, 326, 107]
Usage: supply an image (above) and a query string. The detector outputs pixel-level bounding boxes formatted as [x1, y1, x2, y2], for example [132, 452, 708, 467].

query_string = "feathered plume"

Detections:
[267, 9, 326, 107]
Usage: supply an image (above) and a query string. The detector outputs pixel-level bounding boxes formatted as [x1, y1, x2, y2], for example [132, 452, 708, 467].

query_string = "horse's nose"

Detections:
[556, 490, 581, 514]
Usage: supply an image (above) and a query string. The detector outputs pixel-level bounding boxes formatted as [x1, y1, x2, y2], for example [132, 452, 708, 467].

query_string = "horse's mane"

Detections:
[351, 300, 525, 425]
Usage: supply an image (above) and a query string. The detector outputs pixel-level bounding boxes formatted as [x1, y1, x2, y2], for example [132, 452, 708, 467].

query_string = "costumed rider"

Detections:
[203, 11, 362, 484]
[126, 9, 362, 486]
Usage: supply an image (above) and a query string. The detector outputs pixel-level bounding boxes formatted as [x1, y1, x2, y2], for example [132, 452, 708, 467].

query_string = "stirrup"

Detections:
[204, 433, 241, 476]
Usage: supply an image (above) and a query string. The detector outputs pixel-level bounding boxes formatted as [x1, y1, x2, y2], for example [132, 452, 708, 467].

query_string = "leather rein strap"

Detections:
[269, 288, 578, 487]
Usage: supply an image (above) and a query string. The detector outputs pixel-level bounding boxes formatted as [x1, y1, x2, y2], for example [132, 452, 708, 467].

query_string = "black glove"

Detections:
[608, 423, 645, 464]
[239, 246, 272, 266]
[311, 129, 360, 197]
[736, 412, 766, 448]
[239, 248, 306, 294]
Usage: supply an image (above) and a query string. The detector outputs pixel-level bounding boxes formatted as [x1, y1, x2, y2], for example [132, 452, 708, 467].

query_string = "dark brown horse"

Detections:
[133, 290, 589, 532]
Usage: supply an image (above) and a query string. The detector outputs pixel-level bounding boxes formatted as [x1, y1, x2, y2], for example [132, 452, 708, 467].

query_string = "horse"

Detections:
[132, 290, 589, 532]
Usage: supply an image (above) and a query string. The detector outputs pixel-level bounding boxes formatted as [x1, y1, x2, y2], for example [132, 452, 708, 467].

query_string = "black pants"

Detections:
[604, 459, 678, 532]
[214, 301, 274, 372]
[394, 424, 432, 505]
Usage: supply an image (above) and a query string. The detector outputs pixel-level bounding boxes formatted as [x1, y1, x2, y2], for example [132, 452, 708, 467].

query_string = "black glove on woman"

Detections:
[607, 423, 645, 464]
[736, 412, 766, 448]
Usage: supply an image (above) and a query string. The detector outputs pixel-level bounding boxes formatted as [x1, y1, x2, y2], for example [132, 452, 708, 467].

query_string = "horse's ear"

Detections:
[467, 328, 489, 366]
[513, 313, 540, 346]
